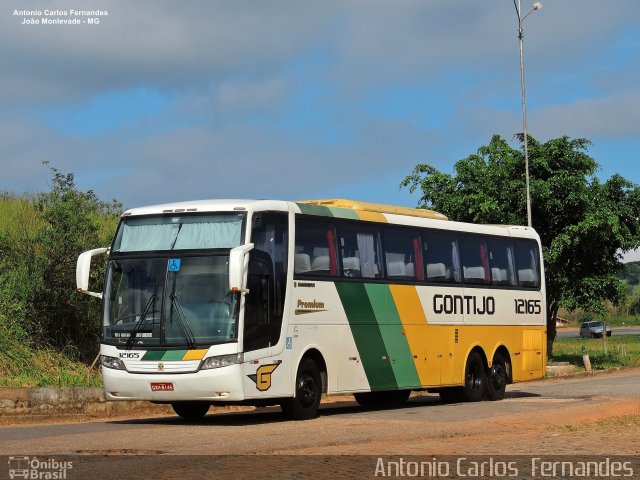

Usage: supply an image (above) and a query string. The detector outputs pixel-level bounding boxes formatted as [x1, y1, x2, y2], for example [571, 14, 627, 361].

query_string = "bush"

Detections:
[0, 165, 121, 363]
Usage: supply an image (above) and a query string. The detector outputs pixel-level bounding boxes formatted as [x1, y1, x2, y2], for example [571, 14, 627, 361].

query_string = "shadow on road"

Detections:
[108, 390, 542, 427]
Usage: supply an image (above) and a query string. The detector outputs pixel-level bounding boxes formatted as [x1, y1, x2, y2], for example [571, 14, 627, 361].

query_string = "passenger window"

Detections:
[423, 230, 460, 283]
[514, 240, 540, 288]
[338, 224, 382, 278]
[487, 238, 516, 286]
[294, 218, 339, 277]
[383, 227, 423, 281]
[459, 235, 490, 285]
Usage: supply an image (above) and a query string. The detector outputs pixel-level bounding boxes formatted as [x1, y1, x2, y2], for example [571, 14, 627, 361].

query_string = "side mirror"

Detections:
[76, 247, 109, 298]
[229, 243, 254, 293]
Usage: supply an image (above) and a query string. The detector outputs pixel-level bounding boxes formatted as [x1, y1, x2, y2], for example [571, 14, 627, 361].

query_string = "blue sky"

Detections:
[2, 1, 639, 249]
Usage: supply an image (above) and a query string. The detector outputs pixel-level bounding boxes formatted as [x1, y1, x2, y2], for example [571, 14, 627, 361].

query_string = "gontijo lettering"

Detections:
[433, 294, 496, 315]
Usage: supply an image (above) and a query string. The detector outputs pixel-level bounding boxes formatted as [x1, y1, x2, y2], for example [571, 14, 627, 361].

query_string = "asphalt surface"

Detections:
[556, 327, 640, 339]
[2, 369, 639, 456]
[2, 369, 640, 479]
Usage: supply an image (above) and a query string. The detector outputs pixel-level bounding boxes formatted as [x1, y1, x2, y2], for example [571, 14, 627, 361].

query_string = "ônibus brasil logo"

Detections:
[8, 456, 73, 479]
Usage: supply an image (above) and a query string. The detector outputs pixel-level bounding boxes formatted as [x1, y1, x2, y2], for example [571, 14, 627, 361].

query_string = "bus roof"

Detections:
[297, 199, 448, 221]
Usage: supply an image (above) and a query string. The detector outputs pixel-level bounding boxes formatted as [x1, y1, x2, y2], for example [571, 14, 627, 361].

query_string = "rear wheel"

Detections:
[485, 352, 507, 401]
[463, 351, 486, 402]
[171, 402, 210, 420]
[354, 390, 410, 408]
[281, 358, 322, 420]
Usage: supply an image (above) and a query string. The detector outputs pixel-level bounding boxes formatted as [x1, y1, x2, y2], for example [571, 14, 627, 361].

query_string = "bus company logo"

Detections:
[8, 456, 73, 479]
[248, 363, 279, 391]
[294, 299, 327, 315]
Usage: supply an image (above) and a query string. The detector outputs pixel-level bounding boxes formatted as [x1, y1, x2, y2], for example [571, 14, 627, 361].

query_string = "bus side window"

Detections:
[487, 238, 516, 286]
[514, 240, 540, 288]
[294, 218, 339, 277]
[423, 230, 459, 284]
[338, 224, 382, 279]
[460, 235, 490, 285]
[383, 227, 423, 281]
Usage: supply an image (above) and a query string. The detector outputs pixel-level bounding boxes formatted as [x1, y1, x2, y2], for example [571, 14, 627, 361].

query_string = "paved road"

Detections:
[2, 370, 639, 479]
[556, 327, 640, 339]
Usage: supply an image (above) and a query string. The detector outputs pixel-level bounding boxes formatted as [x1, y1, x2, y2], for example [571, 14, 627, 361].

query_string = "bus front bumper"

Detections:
[101, 364, 245, 402]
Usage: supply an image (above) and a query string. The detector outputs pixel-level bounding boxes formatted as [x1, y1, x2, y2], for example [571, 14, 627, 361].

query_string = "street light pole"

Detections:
[514, 0, 542, 228]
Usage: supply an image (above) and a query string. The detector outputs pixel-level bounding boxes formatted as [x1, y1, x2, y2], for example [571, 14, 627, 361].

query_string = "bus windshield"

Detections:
[112, 213, 245, 252]
[103, 256, 239, 347]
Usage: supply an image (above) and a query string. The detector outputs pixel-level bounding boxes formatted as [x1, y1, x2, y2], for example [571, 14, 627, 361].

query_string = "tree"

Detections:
[401, 135, 640, 357]
[30, 164, 121, 359]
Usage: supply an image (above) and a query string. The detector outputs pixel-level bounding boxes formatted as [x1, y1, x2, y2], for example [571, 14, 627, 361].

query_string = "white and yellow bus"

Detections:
[77, 198, 546, 420]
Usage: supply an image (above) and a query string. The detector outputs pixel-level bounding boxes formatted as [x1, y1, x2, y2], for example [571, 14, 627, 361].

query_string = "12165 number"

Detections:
[515, 299, 541, 315]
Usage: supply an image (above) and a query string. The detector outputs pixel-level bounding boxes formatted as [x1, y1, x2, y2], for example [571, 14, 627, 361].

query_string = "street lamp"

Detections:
[513, 0, 542, 228]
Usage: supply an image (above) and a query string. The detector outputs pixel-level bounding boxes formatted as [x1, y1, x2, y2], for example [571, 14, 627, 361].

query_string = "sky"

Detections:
[2, 1, 639, 255]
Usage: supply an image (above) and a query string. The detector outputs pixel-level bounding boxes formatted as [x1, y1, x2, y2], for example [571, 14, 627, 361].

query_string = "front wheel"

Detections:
[281, 358, 322, 420]
[463, 351, 486, 402]
[171, 402, 210, 420]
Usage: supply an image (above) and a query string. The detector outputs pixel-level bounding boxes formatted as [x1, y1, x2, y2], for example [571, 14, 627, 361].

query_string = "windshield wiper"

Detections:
[125, 294, 156, 349]
[168, 293, 196, 349]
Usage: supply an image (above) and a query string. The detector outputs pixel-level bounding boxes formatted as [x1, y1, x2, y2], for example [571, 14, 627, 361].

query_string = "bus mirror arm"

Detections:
[229, 243, 254, 294]
[76, 247, 109, 298]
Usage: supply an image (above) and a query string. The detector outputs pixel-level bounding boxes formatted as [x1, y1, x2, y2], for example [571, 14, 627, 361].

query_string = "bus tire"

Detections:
[281, 358, 322, 420]
[439, 387, 464, 404]
[463, 351, 486, 402]
[171, 401, 210, 420]
[485, 352, 507, 401]
[354, 390, 410, 408]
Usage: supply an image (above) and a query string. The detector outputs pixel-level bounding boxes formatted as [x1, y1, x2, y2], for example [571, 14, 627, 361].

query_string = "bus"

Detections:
[76, 198, 546, 420]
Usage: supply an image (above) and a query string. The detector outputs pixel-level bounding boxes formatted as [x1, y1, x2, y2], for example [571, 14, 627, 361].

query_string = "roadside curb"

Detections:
[0, 387, 168, 419]
[544, 364, 640, 381]
[0, 387, 257, 422]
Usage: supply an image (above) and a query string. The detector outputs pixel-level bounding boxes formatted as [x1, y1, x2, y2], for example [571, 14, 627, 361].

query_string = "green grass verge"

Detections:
[0, 311, 101, 388]
[551, 335, 640, 371]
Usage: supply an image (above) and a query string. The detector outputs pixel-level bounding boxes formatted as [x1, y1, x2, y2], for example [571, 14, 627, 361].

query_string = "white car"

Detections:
[579, 321, 612, 338]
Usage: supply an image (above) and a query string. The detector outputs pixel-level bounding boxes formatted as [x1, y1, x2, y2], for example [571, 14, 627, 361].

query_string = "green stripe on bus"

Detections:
[141, 351, 164, 361]
[296, 203, 335, 217]
[379, 285, 422, 388]
[162, 350, 187, 361]
[335, 282, 397, 390]
[327, 207, 359, 220]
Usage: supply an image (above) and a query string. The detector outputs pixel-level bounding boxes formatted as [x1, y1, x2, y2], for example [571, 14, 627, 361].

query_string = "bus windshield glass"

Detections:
[112, 213, 245, 252]
[103, 256, 239, 346]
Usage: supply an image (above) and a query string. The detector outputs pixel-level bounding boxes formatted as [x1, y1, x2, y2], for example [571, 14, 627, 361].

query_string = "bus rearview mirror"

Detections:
[76, 247, 109, 298]
[229, 243, 254, 293]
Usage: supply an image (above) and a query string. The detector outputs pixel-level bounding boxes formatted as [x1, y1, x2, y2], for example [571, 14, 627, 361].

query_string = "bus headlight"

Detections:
[101, 355, 126, 370]
[201, 353, 243, 370]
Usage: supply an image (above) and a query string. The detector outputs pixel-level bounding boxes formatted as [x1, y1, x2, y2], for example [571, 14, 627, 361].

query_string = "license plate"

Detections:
[151, 382, 174, 392]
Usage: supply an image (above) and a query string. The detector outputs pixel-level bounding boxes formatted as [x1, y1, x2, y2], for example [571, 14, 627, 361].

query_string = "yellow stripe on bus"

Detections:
[181, 349, 208, 361]
[388, 284, 433, 386]
[355, 211, 387, 223]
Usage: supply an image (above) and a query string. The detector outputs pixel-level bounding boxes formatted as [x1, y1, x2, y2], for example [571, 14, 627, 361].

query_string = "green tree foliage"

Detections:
[0, 165, 121, 362]
[620, 261, 640, 285]
[401, 135, 640, 356]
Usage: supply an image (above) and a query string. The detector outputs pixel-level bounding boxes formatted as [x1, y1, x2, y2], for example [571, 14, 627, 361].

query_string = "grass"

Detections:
[0, 311, 101, 388]
[551, 335, 640, 371]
